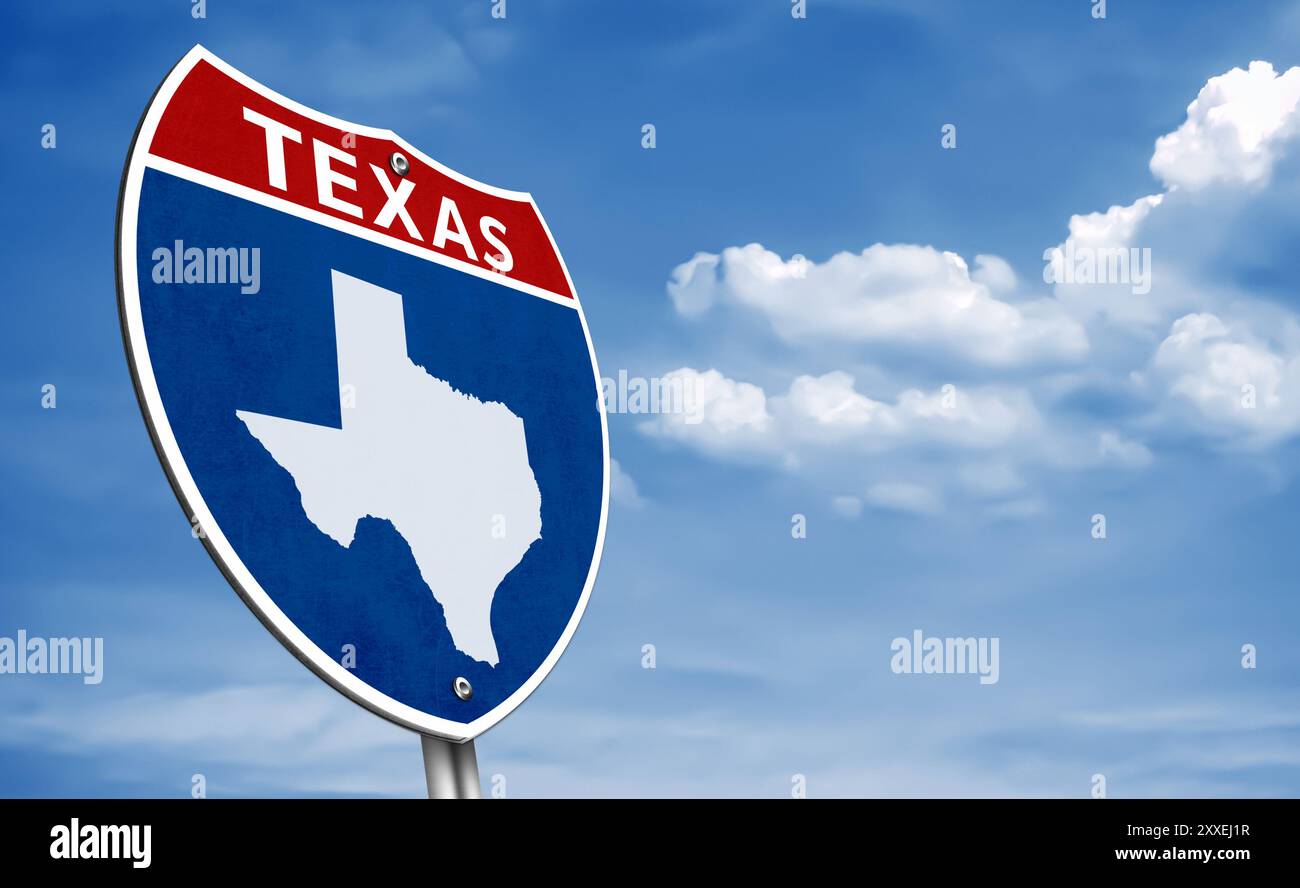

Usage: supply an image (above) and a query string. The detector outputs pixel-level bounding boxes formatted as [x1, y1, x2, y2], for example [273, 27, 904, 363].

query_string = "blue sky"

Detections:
[4, 0, 1300, 797]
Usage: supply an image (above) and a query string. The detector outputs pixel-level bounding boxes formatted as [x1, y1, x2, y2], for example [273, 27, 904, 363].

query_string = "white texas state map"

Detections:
[237, 269, 542, 666]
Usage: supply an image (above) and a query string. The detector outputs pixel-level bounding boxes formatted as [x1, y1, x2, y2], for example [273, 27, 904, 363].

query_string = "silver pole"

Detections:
[421, 734, 482, 799]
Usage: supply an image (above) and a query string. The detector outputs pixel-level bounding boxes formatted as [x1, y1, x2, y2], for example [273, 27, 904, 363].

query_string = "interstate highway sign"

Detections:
[116, 46, 608, 741]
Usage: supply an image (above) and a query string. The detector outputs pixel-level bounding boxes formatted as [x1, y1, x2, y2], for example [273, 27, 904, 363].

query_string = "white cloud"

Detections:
[1058, 194, 1164, 249]
[666, 251, 724, 318]
[1044, 194, 1167, 328]
[1151, 61, 1300, 190]
[1047, 64, 1300, 333]
[777, 372, 1038, 450]
[1096, 430, 1153, 468]
[640, 368, 773, 457]
[1144, 312, 1300, 443]
[650, 59, 1300, 510]
[643, 368, 1041, 456]
[667, 243, 1087, 366]
[971, 253, 1018, 293]
[776, 371, 891, 447]
[638, 364, 1157, 518]
[610, 459, 646, 509]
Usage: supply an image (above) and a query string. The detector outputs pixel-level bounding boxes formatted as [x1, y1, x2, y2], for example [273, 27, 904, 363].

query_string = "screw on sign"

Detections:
[115, 46, 609, 798]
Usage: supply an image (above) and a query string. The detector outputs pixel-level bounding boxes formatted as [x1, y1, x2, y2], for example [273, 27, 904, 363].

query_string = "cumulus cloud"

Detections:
[1151, 61, 1300, 190]
[1143, 312, 1300, 443]
[642, 368, 1040, 456]
[667, 243, 1087, 366]
[1024, 62, 1300, 453]
[639, 368, 773, 457]
[639, 364, 1153, 515]
[649, 59, 1300, 512]
[1057, 194, 1164, 250]
[666, 252, 724, 318]
[1047, 65, 1300, 334]
[610, 459, 646, 510]
[1043, 194, 1167, 328]
[777, 371, 1037, 451]
[1095, 430, 1154, 468]
[971, 254, 1018, 293]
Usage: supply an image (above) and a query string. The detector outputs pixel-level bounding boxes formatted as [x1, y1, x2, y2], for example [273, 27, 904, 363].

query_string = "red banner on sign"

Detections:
[147, 59, 573, 299]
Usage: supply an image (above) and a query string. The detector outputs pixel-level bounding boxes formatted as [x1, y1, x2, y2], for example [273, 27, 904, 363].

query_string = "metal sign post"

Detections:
[421, 735, 481, 799]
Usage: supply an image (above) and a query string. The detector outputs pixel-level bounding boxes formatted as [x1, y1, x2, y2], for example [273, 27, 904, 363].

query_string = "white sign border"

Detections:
[115, 45, 610, 743]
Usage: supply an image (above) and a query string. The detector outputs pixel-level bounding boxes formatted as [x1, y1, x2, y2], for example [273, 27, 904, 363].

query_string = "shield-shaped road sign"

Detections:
[116, 46, 608, 742]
